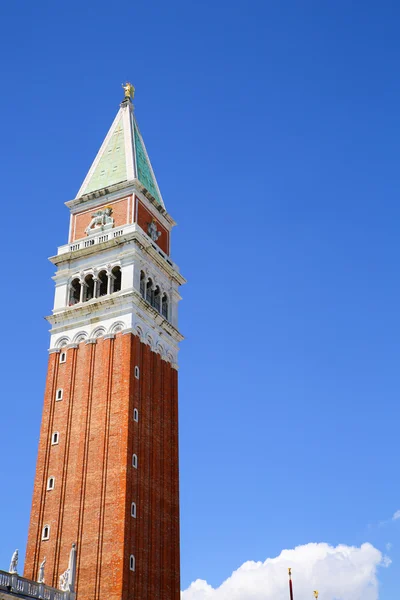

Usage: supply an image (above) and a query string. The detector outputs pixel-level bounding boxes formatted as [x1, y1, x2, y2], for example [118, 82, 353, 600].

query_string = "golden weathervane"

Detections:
[122, 82, 135, 100]
[313, 592, 319, 599]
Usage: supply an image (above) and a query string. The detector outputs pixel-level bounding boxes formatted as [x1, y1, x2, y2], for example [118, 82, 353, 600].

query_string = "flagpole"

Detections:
[288, 568, 294, 600]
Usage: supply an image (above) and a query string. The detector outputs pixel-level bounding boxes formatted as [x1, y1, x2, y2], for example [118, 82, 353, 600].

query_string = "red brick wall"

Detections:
[71, 196, 133, 242]
[24, 333, 180, 600]
[136, 199, 169, 255]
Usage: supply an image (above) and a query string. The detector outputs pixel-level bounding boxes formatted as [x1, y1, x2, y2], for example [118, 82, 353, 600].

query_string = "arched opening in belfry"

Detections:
[69, 278, 81, 305]
[112, 266, 122, 293]
[154, 286, 161, 312]
[98, 270, 108, 297]
[146, 278, 154, 305]
[162, 293, 169, 320]
[140, 271, 146, 298]
[84, 274, 95, 302]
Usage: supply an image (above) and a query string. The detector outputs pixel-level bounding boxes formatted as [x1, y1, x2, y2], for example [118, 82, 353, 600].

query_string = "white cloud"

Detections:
[182, 542, 387, 600]
[392, 510, 400, 521]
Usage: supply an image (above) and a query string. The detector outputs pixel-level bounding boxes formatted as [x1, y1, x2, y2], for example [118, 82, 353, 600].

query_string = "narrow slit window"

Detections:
[133, 409, 139, 422]
[56, 389, 63, 401]
[131, 502, 136, 518]
[146, 278, 154, 305]
[69, 278, 81, 306]
[134, 366, 140, 379]
[112, 266, 122, 293]
[42, 525, 50, 541]
[130, 555, 135, 571]
[132, 454, 138, 469]
[47, 476, 55, 491]
[154, 286, 161, 312]
[140, 271, 146, 298]
[51, 432, 59, 445]
[161, 294, 169, 320]
[60, 352, 66, 364]
[83, 274, 95, 302]
[98, 270, 108, 297]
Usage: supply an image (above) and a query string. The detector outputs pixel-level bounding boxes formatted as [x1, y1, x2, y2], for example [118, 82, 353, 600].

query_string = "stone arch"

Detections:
[111, 265, 122, 293]
[156, 342, 165, 358]
[92, 327, 106, 339]
[56, 337, 70, 348]
[97, 269, 108, 297]
[110, 321, 125, 334]
[161, 292, 169, 320]
[73, 331, 88, 344]
[135, 325, 144, 341]
[146, 333, 154, 349]
[69, 277, 81, 305]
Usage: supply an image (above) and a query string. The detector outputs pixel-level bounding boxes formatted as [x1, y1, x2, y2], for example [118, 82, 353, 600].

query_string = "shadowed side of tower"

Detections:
[24, 88, 185, 600]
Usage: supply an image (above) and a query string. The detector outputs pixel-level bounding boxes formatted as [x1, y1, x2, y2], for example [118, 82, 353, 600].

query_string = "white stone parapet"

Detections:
[56, 223, 180, 274]
[0, 570, 75, 600]
[58, 225, 132, 255]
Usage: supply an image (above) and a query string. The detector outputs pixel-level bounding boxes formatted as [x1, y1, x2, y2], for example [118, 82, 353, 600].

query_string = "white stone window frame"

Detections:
[132, 454, 138, 469]
[51, 432, 59, 446]
[131, 502, 136, 518]
[47, 476, 55, 491]
[134, 366, 140, 379]
[42, 525, 50, 541]
[59, 352, 67, 364]
[129, 555, 135, 572]
[133, 408, 139, 422]
[56, 388, 63, 401]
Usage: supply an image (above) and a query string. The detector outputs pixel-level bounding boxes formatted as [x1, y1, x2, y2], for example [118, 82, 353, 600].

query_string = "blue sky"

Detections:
[0, 1, 399, 597]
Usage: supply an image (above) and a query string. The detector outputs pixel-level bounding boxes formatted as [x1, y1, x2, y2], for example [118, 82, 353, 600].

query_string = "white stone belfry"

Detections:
[47, 90, 185, 369]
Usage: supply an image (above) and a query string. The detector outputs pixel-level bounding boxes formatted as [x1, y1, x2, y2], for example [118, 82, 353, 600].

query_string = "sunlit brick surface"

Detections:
[25, 332, 180, 600]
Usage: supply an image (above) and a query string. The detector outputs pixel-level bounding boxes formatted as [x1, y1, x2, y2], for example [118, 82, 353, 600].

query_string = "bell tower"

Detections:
[24, 85, 185, 600]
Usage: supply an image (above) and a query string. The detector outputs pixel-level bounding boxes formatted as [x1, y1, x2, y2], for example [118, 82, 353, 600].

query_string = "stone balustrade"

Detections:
[56, 222, 179, 272]
[59, 225, 129, 255]
[0, 571, 75, 600]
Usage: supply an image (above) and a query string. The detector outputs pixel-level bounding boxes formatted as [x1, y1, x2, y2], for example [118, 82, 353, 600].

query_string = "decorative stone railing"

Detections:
[0, 571, 75, 600]
[59, 225, 131, 255]
[56, 223, 179, 272]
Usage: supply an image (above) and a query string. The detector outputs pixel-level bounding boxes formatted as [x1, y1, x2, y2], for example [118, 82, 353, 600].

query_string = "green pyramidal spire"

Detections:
[77, 86, 165, 208]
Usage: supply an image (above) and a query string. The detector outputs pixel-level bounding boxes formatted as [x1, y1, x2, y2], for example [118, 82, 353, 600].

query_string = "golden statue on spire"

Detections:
[122, 82, 135, 100]
[313, 592, 319, 599]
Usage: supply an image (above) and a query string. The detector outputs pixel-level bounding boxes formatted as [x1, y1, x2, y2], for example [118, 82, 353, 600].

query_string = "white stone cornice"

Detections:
[122, 327, 134, 335]
[47, 289, 184, 344]
[67, 182, 136, 210]
[48, 319, 179, 367]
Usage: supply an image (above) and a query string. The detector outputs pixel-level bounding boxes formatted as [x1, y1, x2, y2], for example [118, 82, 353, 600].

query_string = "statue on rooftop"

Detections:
[38, 557, 46, 583]
[9, 549, 18, 574]
[122, 82, 135, 100]
[59, 568, 70, 591]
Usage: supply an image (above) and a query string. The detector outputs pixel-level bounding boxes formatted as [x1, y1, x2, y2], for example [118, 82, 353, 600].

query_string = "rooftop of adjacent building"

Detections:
[0, 571, 74, 600]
